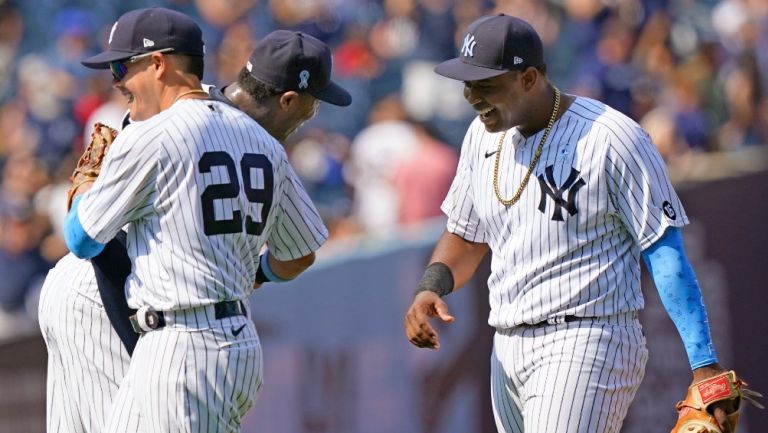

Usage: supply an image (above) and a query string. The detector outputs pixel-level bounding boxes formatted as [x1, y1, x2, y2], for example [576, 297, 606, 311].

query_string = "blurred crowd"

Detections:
[0, 0, 765, 337]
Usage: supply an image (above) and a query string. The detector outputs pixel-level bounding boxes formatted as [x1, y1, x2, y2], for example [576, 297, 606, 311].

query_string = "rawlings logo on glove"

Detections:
[671, 371, 763, 433]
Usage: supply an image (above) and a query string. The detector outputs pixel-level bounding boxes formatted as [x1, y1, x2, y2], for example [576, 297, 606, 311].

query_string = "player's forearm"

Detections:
[429, 230, 489, 292]
[268, 251, 315, 279]
[642, 227, 718, 369]
[255, 250, 316, 284]
[63, 195, 106, 259]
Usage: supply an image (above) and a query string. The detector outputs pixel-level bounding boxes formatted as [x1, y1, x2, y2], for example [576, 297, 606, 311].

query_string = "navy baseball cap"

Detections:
[246, 30, 351, 107]
[434, 14, 545, 81]
[82, 7, 204, 69]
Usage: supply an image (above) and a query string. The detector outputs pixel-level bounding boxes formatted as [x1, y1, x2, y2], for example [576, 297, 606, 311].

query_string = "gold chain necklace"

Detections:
[492, 87, 561, 206]
[173, 89, 209, 104]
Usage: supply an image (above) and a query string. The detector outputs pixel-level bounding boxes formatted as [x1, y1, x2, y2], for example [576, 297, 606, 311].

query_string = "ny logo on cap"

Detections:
[461, 34, 477, 57]
[298, 70, 310, 89]
[108, 22, 118, 45]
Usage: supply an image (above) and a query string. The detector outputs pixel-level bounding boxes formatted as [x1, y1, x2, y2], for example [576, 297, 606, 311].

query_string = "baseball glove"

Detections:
[671, 370, 763, 433]
[67, 122, 118, 210]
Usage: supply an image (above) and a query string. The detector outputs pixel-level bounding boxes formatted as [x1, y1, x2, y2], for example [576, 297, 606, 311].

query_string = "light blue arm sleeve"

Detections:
[63, 195, 106, 259]
[642, 226, 718, 370]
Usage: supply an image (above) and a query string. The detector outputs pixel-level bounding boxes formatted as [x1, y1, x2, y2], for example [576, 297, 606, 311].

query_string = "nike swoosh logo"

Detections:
[484, 150, 498, 158]
[231, 324, 247, 337]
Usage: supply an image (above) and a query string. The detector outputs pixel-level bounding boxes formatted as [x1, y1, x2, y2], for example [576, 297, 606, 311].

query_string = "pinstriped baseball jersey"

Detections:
[442, 96, 688, 328]
[77, 99, 328, 311]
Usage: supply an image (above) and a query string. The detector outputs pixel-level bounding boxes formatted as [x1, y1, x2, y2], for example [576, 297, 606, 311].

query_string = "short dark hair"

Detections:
[236, 68, 284, 102]
[173, 54, 204, 80]
[509, 63, 547, 77]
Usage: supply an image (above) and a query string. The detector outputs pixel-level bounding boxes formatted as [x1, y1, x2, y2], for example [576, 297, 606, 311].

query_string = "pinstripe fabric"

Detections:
[72, 99, 315, 432]
[77, 99, 328, 311]
[104, 314, 262, 433]
[491, 314, 648, 433]
[441, 96, 687, 328]
[442, 95, 679, 431]
[38, 253, 132, 433]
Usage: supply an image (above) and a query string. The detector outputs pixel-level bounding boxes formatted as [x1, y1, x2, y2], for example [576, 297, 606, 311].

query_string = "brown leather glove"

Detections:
[67, 122, 118, 210]
[671, 371, 763, 433]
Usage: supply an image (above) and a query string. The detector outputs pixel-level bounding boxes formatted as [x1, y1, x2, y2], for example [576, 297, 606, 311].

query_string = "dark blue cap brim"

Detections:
[310, 81, 352, 107]
[434, 57, 509, 81]
[81, 49, 138, 69]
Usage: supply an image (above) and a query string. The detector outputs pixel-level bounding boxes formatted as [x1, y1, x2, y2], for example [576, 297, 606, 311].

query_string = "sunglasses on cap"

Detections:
[109, 47, 175, 82]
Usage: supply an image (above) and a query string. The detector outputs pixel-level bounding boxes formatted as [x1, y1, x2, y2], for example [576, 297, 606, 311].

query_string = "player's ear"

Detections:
[278, 91, 300, 111]
[520, 67, 539, 91]
[151, 53, 168, 78]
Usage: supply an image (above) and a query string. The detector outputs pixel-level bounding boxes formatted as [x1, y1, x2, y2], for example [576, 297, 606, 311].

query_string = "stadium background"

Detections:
[0, 0, 765, 431]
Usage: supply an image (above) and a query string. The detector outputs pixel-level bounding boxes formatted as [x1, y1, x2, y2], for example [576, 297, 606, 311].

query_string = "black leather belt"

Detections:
[130, 300, 246, 334]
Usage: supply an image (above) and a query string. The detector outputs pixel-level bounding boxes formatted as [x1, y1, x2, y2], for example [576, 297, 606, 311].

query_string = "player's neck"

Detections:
[518, 87, 572, 138]
[224, 84, 280, 138]
[161, 80, 208, 110]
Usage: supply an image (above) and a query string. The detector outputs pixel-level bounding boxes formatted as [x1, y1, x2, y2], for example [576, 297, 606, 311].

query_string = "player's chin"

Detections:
[481, 122, 505, 134]
[479, 113, 505, 133]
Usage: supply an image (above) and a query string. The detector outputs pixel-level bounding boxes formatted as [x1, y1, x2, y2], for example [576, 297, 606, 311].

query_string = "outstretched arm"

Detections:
[642, 226, 718, 370]
[643, 226, 736, 430]
[404, 230, 489, 349]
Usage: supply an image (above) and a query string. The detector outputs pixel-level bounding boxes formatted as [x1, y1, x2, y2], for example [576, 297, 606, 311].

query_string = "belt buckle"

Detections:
[130, 306, 162, 334]
[214, 300, 246, 319]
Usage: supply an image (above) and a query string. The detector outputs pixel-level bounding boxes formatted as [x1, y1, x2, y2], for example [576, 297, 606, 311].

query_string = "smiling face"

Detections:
[235, 90, 321, 143]
[269, 91, 321, 142]
[282, 92, 321, 139]
[111, 53, 166, 121]
[463, 70, 531, 133]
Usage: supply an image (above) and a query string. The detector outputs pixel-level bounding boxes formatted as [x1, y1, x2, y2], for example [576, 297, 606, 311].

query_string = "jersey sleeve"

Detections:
[78, 125, 159, 243]
[267, 157, 329, 260]
[440, 123, 487, 243]
[605, 124, 688, 250]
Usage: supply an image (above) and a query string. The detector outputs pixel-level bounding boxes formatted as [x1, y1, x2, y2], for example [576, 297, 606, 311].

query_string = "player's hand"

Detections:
[67, 122, 117, 210]
[404, 291, 455, 349]
[692, 363, 735, 433]
[67, 180, 94, 210]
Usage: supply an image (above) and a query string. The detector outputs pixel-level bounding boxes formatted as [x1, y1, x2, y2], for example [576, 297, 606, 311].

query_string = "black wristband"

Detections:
[414, 262, 454, 298]
[255, 255, 270, 284]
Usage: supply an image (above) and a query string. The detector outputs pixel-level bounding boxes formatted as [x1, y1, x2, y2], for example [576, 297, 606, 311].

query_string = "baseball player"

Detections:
[39, 25, 351, 433]
[38, 27, 351, 433]
[55, 8, 345, 433]
[404, 14, 741, 433]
